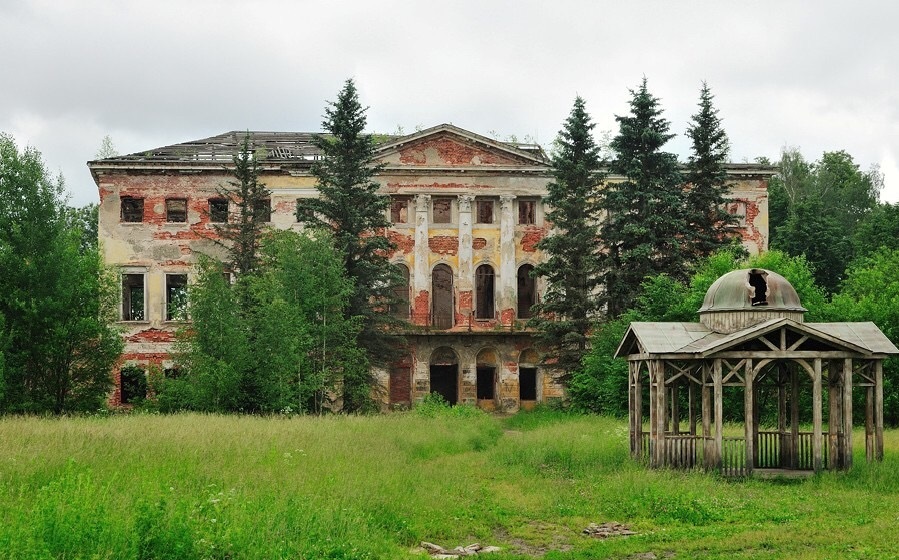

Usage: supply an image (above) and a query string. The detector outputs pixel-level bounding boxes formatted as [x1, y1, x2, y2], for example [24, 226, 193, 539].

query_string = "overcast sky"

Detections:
[2, 0, 897, 206]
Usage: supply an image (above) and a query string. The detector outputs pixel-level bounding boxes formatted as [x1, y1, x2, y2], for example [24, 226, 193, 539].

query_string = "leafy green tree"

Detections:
[168, 231, 362, 413]
[683, 82, 739, 260]
[852, 202, 899, 260]
[66, 203, 98, 253]
[296, 79, 400, 410]
[95, 135, 119, 159]
[531, 96, 605, 378]
[0, 133, 122, 413]
[601, 78, 689, 317]
[774, 196, 848, 294]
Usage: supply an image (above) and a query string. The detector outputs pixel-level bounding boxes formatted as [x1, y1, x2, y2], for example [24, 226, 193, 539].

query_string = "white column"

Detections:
[499, 194, 516, 323]
[413, 194, 431, 296]
[458, 195, 474, 292]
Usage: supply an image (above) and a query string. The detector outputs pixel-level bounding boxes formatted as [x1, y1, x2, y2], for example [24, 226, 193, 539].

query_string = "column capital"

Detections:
[458, 194, 474, 213]
[500, 194, 516, 209]
[414, 193, 431, 212]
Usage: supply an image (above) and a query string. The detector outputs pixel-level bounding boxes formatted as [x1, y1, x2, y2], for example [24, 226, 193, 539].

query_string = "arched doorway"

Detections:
[476, 348, 498, 407]
[431, 264, 454, 329]
[429, 346, 458, 404]
[517, 264, 536, 319]
[519, 348, 539, 407]
[391, 263, 410, 320]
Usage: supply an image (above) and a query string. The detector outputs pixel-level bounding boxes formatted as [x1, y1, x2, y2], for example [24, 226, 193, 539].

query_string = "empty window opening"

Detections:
[475, 264, 495, 319]
[391, 264, 410, 319]
[517, 264, 536, 319]
[749, 270, 768, 306]
[476, 199, 494, 224]
[520, 367, 537, 401]
[165, 198, 187, 223]
[164, 368, 182, 379]
[433, 197, 452, 224]
[725, 200, 748, 227]
[122, 273, 145, 321]
[391, 197, 410, 224]
[254, 199, 271, 222]
[431, 264, 454, 329]
[209, 198, 228, 223]
[166, 274, 188, 321]
[121, 197, 144, 222]
[120, 366, 147, 405]
[429, 347, 458, 404]
[476, 367, 496, 400]
[518, 200, 536, 225]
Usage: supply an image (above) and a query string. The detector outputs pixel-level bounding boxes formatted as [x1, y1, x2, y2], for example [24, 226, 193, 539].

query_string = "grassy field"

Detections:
[1, 407, 898, 559]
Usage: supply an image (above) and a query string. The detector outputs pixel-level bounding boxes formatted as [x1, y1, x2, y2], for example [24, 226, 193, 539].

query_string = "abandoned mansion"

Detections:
[88, 124, 775, 410]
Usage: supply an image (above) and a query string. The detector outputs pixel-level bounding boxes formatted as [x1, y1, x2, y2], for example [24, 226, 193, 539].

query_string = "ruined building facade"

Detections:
[89, 124, 774, 410]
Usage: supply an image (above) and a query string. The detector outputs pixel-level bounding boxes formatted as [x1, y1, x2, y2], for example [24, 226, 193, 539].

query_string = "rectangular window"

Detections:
[518, 200, 536, 225]
[165, 274, 188, 321]
[120, 366, 147, 405]
[476, 199, 494, 224]
[254, 199, 271, 223]
[121, 197, 144, 222]
[209, 198, 228, 223]
[433, 197, 452, 224]
[391, 197, 410, 224]
[122, 273, 145, 321]
[166, 198, 187, 223]
[725, 200, 748, 227]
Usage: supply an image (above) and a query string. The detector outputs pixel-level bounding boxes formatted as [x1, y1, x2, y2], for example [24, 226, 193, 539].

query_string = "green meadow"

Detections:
[1, 407, 898, 559]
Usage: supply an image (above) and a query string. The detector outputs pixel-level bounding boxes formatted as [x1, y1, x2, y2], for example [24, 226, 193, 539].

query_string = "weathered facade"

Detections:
[89, 124, 774, 410]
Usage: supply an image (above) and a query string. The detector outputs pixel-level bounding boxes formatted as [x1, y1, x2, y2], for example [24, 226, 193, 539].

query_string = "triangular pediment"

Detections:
[374, 124, 548, 168]
[699, 319, 872, 357]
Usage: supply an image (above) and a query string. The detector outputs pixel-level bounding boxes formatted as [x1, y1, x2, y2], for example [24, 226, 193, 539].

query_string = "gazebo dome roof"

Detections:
[698, 269, 806, 333]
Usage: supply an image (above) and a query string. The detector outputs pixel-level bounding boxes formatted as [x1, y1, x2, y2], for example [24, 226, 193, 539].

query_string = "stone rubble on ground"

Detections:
[582, 522, 637, 538]
[418, 541, 502, 557]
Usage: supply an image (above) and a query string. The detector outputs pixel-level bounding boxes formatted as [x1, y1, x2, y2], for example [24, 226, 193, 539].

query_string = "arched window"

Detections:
[431, 264, 454, 329]
[391, 264, 410, 319]
[517, 264, 536, 319]
[475, 264, 495, 319]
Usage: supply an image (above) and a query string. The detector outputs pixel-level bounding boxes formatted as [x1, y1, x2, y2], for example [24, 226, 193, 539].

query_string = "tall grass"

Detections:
[1, 409, 898, 559]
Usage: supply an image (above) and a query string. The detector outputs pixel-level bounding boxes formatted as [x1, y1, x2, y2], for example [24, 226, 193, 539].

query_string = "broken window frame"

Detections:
[165, 198, 188, 223]
[121, 197, 144, 223]
[518, 199, 537, 225]
[390, 263, 411, 319]
[724, 200, 748, 227]
[209, 198, 229, 223]
[390, 196, 411, 224]
[165, 273, 189, 321]
[475, 264, 496, 320]
[517, 264, 536, 319]
[121, 272, 146, 321]
[432, 197, 453, 224]
[475, 198, 495, 224]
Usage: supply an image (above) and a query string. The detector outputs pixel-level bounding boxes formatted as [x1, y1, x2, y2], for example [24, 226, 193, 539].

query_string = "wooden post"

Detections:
[828, 361, 841, 469]
[791, 367, 800, 469]
[649, 362, 657, 464]
[702, 363, 712, 468]
[744, 360, 755, 475]
[671, 385, 680, 435]
[628, 361, 635, 456]
[654, 361, 667, 468]
[634, 362, 644, 459]
[865, 384, 874, 463]
[777, 365, 787, 468]
[842, 358, 853, 470]
[876, 360, 884, 461]
[714, 360, 723, 470]
[812, 358, 824, 473]
[688, 382, 696, 436]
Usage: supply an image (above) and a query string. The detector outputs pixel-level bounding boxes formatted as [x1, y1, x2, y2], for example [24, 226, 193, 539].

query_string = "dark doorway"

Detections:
[520, 367, 537, 401]
[475, 264, 495, 319]
[476, 367, 496, 400]
[430, 365, 458, 404]
[432, 264, 454, 329]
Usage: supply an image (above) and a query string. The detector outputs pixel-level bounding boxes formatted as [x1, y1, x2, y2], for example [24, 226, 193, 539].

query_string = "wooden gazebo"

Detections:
[616, 269, 898, 476]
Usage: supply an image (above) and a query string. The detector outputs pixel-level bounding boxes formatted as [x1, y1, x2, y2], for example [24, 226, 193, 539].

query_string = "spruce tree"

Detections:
[531, 96, 605, 378]
[296, 79, 400, 410]
[601, 78, 689, 318]
[684, 82, 739, 260]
